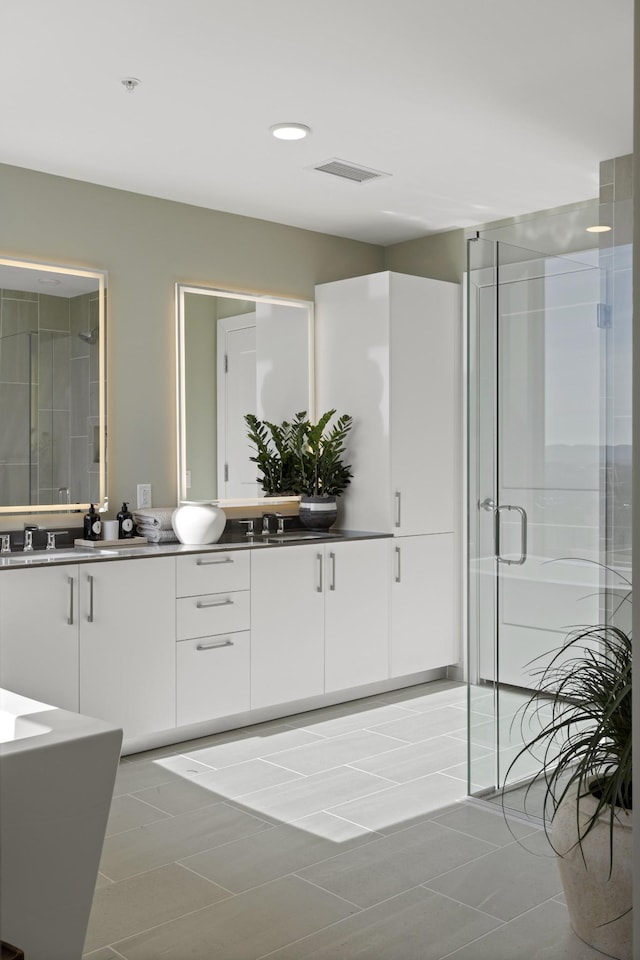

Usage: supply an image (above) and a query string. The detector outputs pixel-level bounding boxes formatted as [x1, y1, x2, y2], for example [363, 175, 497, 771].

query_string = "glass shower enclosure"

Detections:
[466, 231, 632, 816]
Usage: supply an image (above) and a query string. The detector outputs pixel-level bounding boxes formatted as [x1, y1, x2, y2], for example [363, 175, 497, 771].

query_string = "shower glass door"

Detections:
[467, 236, 605, 813]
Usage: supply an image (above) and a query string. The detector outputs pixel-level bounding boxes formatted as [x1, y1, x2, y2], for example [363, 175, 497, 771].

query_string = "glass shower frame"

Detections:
[465, 233, 618, 816]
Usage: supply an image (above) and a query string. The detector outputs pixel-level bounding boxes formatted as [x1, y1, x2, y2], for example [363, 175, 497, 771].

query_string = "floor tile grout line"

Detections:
[419, 881, 511, 924]
[115, 791, 181, 818]
[173, 859, 237, 897]
[105, 896, 240, 954]
[100, 805, 279, 884]
[290, 871, 366, 910]
[434, 893, 574, 960]
[252, 881, 480, 960]
[83, 947, 128, 960]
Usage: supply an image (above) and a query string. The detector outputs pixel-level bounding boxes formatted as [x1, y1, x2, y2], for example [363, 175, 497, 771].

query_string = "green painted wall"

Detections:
[0, 163, 385, 509]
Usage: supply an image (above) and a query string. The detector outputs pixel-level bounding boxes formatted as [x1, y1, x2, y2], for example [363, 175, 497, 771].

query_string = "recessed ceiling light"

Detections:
[121, 77, 141, 93]
[586, 224, 612, 233]
[270, 123, 311, 141]
[38, 277, 61, 286]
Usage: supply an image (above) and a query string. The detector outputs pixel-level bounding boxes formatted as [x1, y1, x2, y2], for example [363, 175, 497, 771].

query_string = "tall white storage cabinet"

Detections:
[316, 271, 461, 676]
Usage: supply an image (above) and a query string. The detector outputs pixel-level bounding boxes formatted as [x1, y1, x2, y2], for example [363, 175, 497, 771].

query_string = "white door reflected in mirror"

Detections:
[176, 283, 314, 507]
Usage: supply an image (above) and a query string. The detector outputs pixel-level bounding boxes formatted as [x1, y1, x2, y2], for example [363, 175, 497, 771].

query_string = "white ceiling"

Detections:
[1, 0, 633, 246]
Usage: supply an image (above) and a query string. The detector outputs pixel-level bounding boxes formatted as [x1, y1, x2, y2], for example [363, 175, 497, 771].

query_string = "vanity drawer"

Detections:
[176, 551, 250, 598]
[176, 590, 250, 640]
[177, 631, 250, 725]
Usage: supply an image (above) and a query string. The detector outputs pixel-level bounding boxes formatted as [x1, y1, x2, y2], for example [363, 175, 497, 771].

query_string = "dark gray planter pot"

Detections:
[299, 495, 337, 530]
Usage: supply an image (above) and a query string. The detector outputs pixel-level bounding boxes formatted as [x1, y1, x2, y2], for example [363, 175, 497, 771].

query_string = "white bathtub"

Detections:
[0, 688, 122, 959]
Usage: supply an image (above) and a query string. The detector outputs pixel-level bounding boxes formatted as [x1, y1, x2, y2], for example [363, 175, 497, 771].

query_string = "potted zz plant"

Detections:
[244, 412, 305, 496]
[289, 409, 353, 530]
[506, 608, 632, 959]
[245, 410, 353, 529]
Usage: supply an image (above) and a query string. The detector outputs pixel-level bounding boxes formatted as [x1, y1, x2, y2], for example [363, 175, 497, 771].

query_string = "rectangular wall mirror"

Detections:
[0, 257, 107, 516]
[176, 283, 314, 505]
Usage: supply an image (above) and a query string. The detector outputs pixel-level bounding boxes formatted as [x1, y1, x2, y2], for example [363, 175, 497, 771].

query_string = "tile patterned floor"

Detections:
[83, 679, 605, 959]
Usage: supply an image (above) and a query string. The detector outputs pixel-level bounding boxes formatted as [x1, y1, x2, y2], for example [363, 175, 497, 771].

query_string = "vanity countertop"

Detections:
[0, 529, 391, 569]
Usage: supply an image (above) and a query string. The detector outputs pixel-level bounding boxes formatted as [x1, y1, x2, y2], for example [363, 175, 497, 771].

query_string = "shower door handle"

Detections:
[494, 504, 527, 566]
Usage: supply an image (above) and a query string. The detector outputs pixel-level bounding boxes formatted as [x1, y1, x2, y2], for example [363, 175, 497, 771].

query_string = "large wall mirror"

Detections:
[0, 257, 107, 516]
[176, 283, 314, 504]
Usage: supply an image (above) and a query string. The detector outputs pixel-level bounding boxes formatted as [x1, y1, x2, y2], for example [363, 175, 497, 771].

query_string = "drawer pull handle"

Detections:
[87, 573, 94, 623]
[196, 556, 233, 566]
[316, 552, 323, 593]
[196, 598, 234, 609]
[68, 576, 74, 625]
[196, 639, 234, 651]
[395, 490, 402, 528]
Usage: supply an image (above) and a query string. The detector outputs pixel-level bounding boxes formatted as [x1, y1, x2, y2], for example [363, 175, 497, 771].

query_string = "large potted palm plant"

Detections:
[506, 612, 632, 959]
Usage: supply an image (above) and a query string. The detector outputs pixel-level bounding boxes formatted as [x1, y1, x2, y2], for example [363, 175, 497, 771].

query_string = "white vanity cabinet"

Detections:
[0, 565, 80, 712]
[175, 551, 251, 725]
[79, 557, 176, 739]
[315, 271, 460, 536]
[390, 533, 456, 676]
[250, 538, 389, 709]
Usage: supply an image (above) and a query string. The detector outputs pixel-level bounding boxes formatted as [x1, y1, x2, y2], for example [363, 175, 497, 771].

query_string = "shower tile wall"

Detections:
[0, 289, 36, 505]
[0, 289, 98, 507]
[599, 156, 633, 589]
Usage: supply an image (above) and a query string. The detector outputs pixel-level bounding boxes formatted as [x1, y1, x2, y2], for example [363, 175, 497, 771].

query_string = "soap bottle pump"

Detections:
[117, 501, 134, 539]
[84, 504, 102, 541]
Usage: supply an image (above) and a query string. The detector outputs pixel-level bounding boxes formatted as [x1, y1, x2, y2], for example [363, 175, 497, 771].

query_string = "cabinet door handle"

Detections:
[196, 556, 233, 566]
[196, 597, 233, 609]
[329, 551, 336, 591]
[316, 552, 323, 593]
[67, 576, 74, 625]
[196, 639, 233, 651]
[87, 574, 94, 623]
[395, 491, 402, 528]
[395, 545, 401, 583]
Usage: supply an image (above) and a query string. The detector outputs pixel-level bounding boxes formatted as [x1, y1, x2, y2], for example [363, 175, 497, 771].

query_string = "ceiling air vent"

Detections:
[312, 158, 390, 184]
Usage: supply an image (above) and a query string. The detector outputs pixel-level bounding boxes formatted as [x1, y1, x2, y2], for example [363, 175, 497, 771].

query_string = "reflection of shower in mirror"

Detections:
[78, 327, 98, 344]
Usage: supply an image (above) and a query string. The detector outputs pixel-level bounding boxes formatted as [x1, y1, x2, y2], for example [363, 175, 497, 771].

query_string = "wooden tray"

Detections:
[74, 536, 148, 548]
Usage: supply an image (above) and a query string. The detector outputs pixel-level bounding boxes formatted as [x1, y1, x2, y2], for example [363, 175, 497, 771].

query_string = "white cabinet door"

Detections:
[391, 533, 456, 676]
[316, 271, 460, 537]
[324, 539, 390, 692]
[389, 274, 459, 536]
[79, 557, 176, 739]
[177, 631, 250, 726]
[0, 565, 80, 711]
[250, 545, 325, 709]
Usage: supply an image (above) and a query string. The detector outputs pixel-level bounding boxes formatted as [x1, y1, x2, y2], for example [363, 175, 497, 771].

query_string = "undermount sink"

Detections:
[266, 529, 340, 543]
[8, 548, 104, 562]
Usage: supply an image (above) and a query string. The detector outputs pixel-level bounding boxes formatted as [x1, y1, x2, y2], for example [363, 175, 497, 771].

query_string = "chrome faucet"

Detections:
[23, 529, 34, 552]
[261, 513, 286, 536]
[1, 534, 11, 553]
[46, 530, 68, 550]
[261, 513, 277, 536]
[238, 519, 255, 538]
